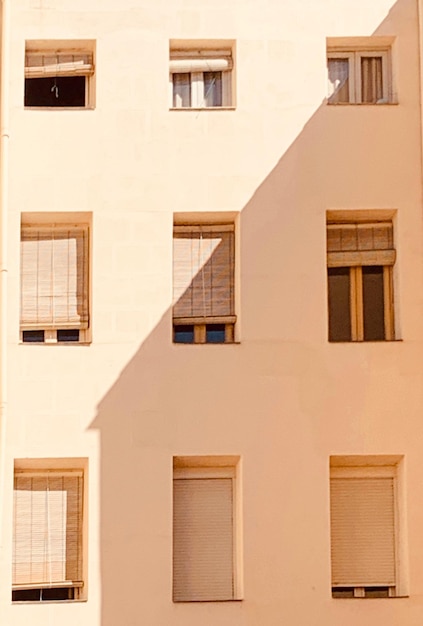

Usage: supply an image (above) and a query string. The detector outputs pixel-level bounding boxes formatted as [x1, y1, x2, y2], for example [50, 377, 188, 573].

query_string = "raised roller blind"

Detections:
[330, 476, 396, 587]
[169, 51, 232, 74]
[173, 477, 234, 601]
[25, 52, 94, 78]
[20, 225, 89, 329]
[173, 225, 235, 319]
[327, 222, 395, 267]
[13, 472, 83, 588]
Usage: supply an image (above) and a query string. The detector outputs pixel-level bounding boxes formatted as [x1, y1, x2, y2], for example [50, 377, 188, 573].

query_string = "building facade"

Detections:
[0, 0, 423, 624]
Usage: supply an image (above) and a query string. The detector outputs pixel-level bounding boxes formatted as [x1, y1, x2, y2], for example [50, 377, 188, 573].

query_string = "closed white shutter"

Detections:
[20, 225, 89, 329]
[173, 477, 234, 601]
[327, 222, 395, 267]
[25, 52, 94, 78]
[173, 225, 235, 320]
[13, 472, 83, 588]
[330, 476, 396, 587]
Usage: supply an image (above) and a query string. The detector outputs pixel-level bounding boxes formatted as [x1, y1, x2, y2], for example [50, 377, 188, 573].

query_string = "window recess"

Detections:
[170, 49, 233, 108]
[327, 219, 395, 342]
[25, 46, 94, 108]
[12, 469, 84, 602]
[173, 224, 236, 344]
[20, 222, 90, 343]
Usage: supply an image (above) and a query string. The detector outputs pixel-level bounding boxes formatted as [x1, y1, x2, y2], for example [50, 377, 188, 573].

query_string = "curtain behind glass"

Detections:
[328, 58, 349, 103]
[361, 57, 383, 103]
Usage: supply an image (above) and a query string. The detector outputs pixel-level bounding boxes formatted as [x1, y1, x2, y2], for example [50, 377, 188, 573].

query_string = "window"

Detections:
[25, 42, 95, 108]
[170, 47, 233, 108]
[12, 463, 85, 602]
[173, 456, 241, 602]
[20, 218, 90, 343]
[327, 45, 392, 104]
[330, 457, 403, 598]
[327, 215, 395, 341]
[173, 223, 236, 343]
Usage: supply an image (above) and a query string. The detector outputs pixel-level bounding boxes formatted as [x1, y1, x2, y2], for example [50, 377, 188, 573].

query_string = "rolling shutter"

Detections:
[20, 225, 89, 330]
[173, 477, 234, 601]
[25, 52, 94, 78]
[330, 476, 396, 587]
[13, 472, 83, 588]
[327, 222, 395, 267]
[169, 51, 232, 74]
[173, 225, 235, 320]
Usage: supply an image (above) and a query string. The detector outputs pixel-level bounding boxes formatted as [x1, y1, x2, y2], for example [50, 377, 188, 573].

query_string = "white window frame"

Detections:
[330, 461, 405, 598]
[327, 49, 391, 104]
[169, 50, 233, 109]
[173, 457, 242, 602]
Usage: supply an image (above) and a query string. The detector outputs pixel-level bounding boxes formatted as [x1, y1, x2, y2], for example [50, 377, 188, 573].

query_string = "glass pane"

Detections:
[173, 325, 194, 343]
[22, 330, 45, 343]
[362, 266, 385, 340]
[57, 329, 80, 342]
[365, 587, 390, 598]
[361, 57, 383, 103]
[328, 59, 350, 103]
[172, 73, 191, 108]
[25, 76, 86, 107]
[204, 72, 222, 107]
[206, 324, 226, 343]
[332, 588, 355, 599]
[328, 268, 351, 342]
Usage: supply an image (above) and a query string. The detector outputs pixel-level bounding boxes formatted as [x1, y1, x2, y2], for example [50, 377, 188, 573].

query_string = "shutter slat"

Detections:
[330, 477, 396, 586]
[173, 477, 234, 601]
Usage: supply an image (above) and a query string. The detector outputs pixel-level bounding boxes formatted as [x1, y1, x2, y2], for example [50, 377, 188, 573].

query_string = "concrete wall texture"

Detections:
[1, 0, 423, 624]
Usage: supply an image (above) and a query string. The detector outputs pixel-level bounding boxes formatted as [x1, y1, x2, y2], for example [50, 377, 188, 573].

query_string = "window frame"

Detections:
[172, 222, 236, 344]
[327, 48, 391, 104]
[25, 41, 95, 109]
[20, 216, 91, 344]
[173, 456, 242, 602]
[327, 217, 396, 342]
[169, 48, 233, 109]
[330, 459, 405, 598]
[12, 462, 86, 603]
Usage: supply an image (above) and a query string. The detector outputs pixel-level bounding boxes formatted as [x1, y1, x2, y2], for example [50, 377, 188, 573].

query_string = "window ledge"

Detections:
[327, 102, 399, 106]
[173, 341, 241, 346]
[173, 598, 243, 603]
[332, 595, 409, 600]
[24, 107, 95, 111]
[13, 599, 87, 605]
[19, 342, 91, 346]
[329, 339, 402, 344]
[169, 106, 236, 112]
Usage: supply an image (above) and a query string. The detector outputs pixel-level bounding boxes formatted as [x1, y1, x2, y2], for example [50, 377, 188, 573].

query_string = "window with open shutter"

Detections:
[13, 469, 84, 602]
[20, 223, 89, 343]
[327, 218, 395, 342]
[25, 43, 95, 107]
[330, 462, 399, 598]
[173, 224, 236, 343]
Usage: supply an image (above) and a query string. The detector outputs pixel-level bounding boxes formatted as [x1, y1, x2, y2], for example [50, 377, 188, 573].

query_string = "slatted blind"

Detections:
[25, 52, 94, 78]
[330, 476, 396, 587]
[173, 225, 235, 319]
[327, 222, 395, 267]
[169, 51, 232, 74]
[13, 472, 83, 588]
[20, 225, 89, 329]
[173, 477, 234, 601]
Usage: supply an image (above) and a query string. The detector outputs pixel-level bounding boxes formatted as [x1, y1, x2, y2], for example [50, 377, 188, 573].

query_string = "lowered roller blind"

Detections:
[327, 222, 395, 267]
[173, 225, 235, 319]
[330, 476, 396, 587]
[20, 225, 89, 329]
[25, 52, 94, 78]
[169, 51, 232, 74]
[13, 472, 83, 588]
[173, 477, 234, 601]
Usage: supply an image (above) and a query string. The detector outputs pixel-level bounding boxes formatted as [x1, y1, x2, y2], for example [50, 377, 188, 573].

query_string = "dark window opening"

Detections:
[25, 76, 86, 107]
[362, 266, 385, 341]
[57, 329, 80, 342]
[206, 324, 226, 343]
[22, 330, 45, 343]
[332, 587, 355, 598]
[13, 587, 75, 602]
[328, 267, 351, 342]
[174, 325, 194, 344]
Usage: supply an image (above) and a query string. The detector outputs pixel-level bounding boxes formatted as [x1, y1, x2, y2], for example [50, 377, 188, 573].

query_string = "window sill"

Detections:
[329, 339, 402, 343]
[13, 599, 87, 604]
[20, 342, 91, 346]
[24, 106, 95, 111]
[332, 595, 408, 600]
[169, 106, 236, 111]
[327, 102, 398, 106]
[173, 598, 243, 603]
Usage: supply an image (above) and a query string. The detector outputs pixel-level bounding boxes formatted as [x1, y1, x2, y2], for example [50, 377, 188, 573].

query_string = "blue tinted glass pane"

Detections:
[206, 324, 225, 343]
[57, 329, 80, 342]
[22, 330, 45, 343]
[174, 325, 194, 343]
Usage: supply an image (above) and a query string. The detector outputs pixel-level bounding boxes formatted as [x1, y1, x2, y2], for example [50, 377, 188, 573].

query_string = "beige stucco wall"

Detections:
[0, 0, 422, 624]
